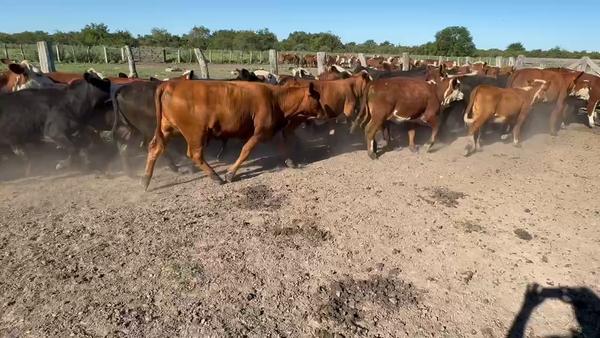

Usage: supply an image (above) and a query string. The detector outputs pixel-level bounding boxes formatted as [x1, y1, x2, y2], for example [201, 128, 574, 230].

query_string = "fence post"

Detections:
[220, 49, 224, 63]
[239, 50, 243, 64]
[508, 57, 515, 66]
[125, 45, 138, 78]
[229, 50, 232, 64]
[86, 46, 91, 63]
[209, 50, 212, 64]
[176, 49, 180, 63]
[120, 48, 124, 63]
[269, 49, 278, 75]
[161, 48, 166, 63]
[2, 43, 7, 59]
[36, 41, 56, 73]
[249, 51, 253, 64]
[259, 51, 263, 64]
[55, 45, 61, 63]
[496, 56, 503, 67]
[317, 52, 327, 75]
[71, 45, 77, 63]
[103, 46, 108, 63]
[189, 49, 192, 63]
[515, 55, 525, 70]
[579, 57, 589, 72]
[19, 44, 25, 60]
[438, 55, 444, 66]
[193, 48, 210, 79]
[402, 52, 410, 71]
[358, 53, 367, 67]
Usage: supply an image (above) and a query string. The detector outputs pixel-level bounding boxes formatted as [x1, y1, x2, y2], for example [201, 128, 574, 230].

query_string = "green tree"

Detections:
[79, 23, 110, 45]
[183, 26, 211, 48]
[505, 42, 525, 56]
[434, 26, 475, 56]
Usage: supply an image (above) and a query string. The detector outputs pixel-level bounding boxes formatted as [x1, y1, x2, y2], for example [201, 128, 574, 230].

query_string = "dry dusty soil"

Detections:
[1, 111, 600, 338]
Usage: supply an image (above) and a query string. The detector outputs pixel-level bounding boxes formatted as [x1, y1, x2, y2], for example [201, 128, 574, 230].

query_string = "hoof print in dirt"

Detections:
[315, 276, 420, 336]
[514, 228, 533, 241]
[426, 187, 467, 208]
[234, 184, 285, 210]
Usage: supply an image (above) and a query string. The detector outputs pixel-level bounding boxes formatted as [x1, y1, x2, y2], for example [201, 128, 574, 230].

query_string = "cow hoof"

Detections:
[409, 146, 418, 154]
[550, 131, 558, 137]
[424, 142, 433, 153]
[560, 122, 567, 130]
[224, 172, 235, 183]
[368, 151, 378, 160]
[513, 142, 522, 148]
[500, 134, 509, 140]
[141, 176, 151, 191]
[284, 159, 296, 168]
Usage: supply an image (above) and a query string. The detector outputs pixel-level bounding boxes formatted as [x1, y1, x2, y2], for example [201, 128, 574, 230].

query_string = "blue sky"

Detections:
[3, 0, 599, 51]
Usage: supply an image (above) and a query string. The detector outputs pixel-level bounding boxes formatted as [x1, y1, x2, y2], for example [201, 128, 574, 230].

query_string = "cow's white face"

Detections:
[15, 62, 57, 90]
[443, 79, 463, 105]
[573, 86, 591, 100]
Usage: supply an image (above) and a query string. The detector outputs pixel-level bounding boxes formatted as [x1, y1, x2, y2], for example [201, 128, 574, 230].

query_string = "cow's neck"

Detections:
[513, 87, 538, 107]
[275, 87, 306, 118]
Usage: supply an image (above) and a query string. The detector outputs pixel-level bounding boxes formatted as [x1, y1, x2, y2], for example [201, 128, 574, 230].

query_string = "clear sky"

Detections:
[3, 0, 599, 51]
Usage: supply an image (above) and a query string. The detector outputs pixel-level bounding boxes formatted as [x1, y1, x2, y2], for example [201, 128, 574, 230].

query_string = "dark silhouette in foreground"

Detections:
[507, 283, 600, 338]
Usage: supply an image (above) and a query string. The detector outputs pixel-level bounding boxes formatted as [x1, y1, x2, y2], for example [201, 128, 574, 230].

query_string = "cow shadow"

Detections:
[506, 283, 600, 338]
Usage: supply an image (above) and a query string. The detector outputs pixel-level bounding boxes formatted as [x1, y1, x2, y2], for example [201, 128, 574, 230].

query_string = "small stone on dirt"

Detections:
[514, 228, 533, 241]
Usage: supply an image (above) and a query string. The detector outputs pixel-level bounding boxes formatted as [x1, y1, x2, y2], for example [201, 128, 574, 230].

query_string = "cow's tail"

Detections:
[350, 82, 371, 134]
[110, 84, 125, 139]
[463, 87, 478, 127]
[152, 82, 167, 151]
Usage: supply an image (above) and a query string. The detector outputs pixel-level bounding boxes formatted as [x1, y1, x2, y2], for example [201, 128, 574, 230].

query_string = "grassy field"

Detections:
[1, 62, 307, 80]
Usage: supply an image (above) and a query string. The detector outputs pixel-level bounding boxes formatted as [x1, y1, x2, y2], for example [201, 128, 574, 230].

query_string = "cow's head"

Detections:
[570, 79, 591, 100]
[529, 79, 552, 104]
[440, 78, 464, 105]
[298, 82, 327, 119]
[1, 59, 58, 91]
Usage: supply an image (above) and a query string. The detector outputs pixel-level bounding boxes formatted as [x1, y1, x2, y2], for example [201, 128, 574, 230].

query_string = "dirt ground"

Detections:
[1, 103, 600, 338]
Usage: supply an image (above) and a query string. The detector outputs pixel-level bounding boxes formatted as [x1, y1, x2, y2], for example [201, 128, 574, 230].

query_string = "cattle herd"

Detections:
[0, 56, 598, 189]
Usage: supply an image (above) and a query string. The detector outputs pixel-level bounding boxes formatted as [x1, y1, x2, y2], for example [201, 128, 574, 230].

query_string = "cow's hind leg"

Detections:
[364, 115, 383, 160]
[11, 145, 31, 177]
[225, 134, 264, 182]
[407, 123, 417, 153]
[464, 118, 486, 156]
[423, 116, 440, 153]
[141, 124, 176, 190]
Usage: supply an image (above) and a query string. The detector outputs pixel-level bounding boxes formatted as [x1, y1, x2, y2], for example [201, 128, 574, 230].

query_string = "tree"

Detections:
[79, 23, 110, 45]
[434, 26, 475, 56]
[505, 42, 525, 56]
[183, 26, 211, 48]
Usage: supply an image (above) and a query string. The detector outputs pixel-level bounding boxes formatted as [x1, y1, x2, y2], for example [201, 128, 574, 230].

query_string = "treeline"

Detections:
[1, 23, 599, 59]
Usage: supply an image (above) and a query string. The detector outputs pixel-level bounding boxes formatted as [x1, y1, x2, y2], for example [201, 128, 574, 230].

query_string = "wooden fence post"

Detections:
[189, 49, 192, 63]
[125, 45, 138, 78]
[103, 46, 108, 63]
[508, 57, 515, 66]
[19, 44, 25, 60]
[229, 50, 232, 63]
[221, 50, 224, 63]
[358, 53, 367, 67]
[515, 55, 525, 70]
[86, 46, 91, 63]
[36, 41, 56, 73]
[209, 50, 212, 64]
[177, 49, 181, 63]
[317, 52, 326, 75]
[194, 48, 210, 79]
[438, 55, 444, 66]
[120, 48, 125, 63]
[71, 45, 77, 63]
[465, 56, 471, 64]
[402, 52, 410, 71]
[579, 57, 589, 72]
[2, 43, 7, 59]
[249, 51, 253, 64]
[259, 51, 263, 64]
[269, 49, 278, 75]
[239, 50, 243, 64]
[495, 56, 503, 67]
[162, 48, 167, 63]
[55, 45, 61, 63]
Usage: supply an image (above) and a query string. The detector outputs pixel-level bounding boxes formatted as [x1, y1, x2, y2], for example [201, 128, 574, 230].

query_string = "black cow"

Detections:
[352, 65, 430, 79]
[0, 72, 113, 175]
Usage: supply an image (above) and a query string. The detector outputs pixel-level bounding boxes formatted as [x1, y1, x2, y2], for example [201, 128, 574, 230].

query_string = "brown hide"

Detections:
[142, 81, 327, 189]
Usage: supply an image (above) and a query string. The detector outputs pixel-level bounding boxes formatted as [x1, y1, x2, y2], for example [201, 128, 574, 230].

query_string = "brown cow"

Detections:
[508, 69, 584, 135]
[317, 65, 353, 81]
[302, 55, 317, 68]
[570, 73, 600, 127]
[283, 71, 372, 121]
[463, 80, 552, 155]
[142, 81, 327, 189]
[280, 53, 300, 66]
[1, 59, 58, 92]
[352, 76, 464, 158]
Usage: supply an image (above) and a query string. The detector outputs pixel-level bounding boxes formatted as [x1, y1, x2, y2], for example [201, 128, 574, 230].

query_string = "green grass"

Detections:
[2, 62, 306, 80]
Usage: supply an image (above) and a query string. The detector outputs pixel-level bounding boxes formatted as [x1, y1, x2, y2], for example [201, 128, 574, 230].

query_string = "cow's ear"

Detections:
[187, 70, 194, 80]
[118, 72, 128, 78]
[83, 72, 92, 83]
[241, 69, 251, 78]
[8, 63, 25, 75]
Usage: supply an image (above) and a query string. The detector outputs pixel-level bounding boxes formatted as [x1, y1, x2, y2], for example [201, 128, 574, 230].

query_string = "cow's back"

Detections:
[118, 81, 161, 137]
[509, 69, 565, 101]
